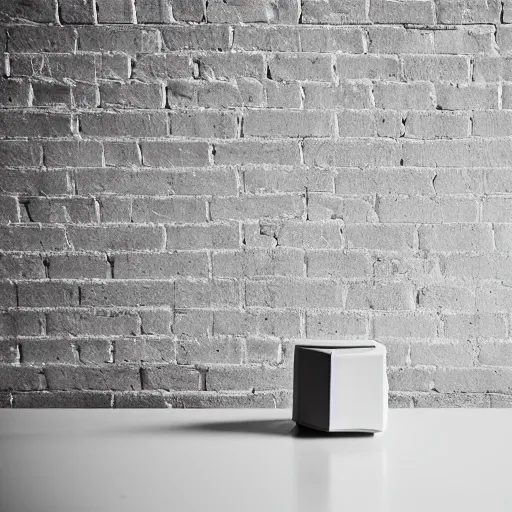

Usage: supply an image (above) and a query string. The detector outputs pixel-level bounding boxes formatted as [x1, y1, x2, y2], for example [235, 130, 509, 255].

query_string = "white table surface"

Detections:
[0, 409, 511, 512]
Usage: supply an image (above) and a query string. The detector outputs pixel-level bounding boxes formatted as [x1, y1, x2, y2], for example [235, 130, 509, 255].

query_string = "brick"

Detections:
[234, 26, 299, 52]
[402, 55, 470, 82]
[177, 338, 243, 365]
[244, 165, 332, 193]
[308, 195, 376, 222]
[131, 197, 207, 223]
[0, 141, 42, 167]
[346, 283, 415, 311]
[0, 366, 47, 392]
[0, 112, 71, 138]
[0, 311, 43, 337]
[21, 340, 77, 364]
[377, 197, 477, 223]
[435, 367, 512, 393]
[411, 341, 473, 366]
[44, 141, 102, 168]
[167, 224, 239, 250]
[116, 338, 175, 363]
[96, 0, 135, 22]
[335, 168, 433, 195]
[141, 141, 209, 167]
[32, 81, 71, 107]
[265, 81, 302, 109]
[142, 364, 200, 390]
[8, 26, 75, 53]
[0, 282, 16, 309]
[368, 27, 434, 54]
[491, 394, 512, 407]
[473, 111, 512, 137]
[434, 27, 497, 54]
[337, 110, 402, 138]
[388, 367, 435, 392]
[244, 110, 332, 137]
[473, 57, 512, 82]
[374, 314, 438, 338]
[170, 111, 239, 139]
[0, 79, 31, 107]
[441, 254, 512, 281]
[18, 282, 79, 307]
[503, 84, 512, 109]
[20, 197, 98, 224]
[1, 0, 56, 22]
[403, 139, 512, 167]
[196, 54, 265, 80]
[443, 314, 507, 339]
[78, 27, 159, 53]
[369, 0, 435, 23]
[192, 79, 264, 108]
[67, 226, 164, 251]
[10, 54, 96, 81]
[213, 310, 300, 338]
[306, 312, 368, 339]
[114, 391, 166, 408]
[247, 220, 344, 249]
[97, 54, 131, 80]
[173, 309, 213, 338]
[74, 82, 103, 108]
[162, 26, 229, 51]
[213, 248, 304, 278]
[246, 278, 344, 308]
[47, 254, 107, 279]
[418, 286, 475, 312]
[60, 0, 95, 23]
[140, 310, 173, 335]
[80, 112, 167, 137]
[81, 281, 174, 307]
[0, 196, 18, 223]
[303, 82, 372, 109]
[104, 142, 140, 167]
[300, 27, 365, 53]
[0, 170, 63, 196]
[214, 141, 301, 165]
[373, 255, 441, 282]
[405, 111, 470, 139]
[0, 254, 45, 279]
[77, 339, 112, 364]
[135, 0, 172, 22]
[206, 365, 292, 391]
[483, 197, 512, 221]
[14, 391, 111, 408]
[212, 195, 304, 221]
[477, 282, 512, 312]
[0, 226, 67, 251]
[479, 341, 512, 366]
[389, 393, 414, 408]
[379, 341, 409, 366]
[268, 53, 332, 81]
[436, 84, 498, 110]
[245, 338, 280, 365]
[176, 279, 239, 308]
[115, 252, 208, 279]
[504, 0, 512, 22]
[100, 83, 164, 109]
[437, 0, 500, 23]
[486, 169, 512, 193]
[168, 391, 279, 408]
[337, 55, 399, 80]
[207, 0, 300, 23]
[432, 169, 482, 194]
[498, 26, 512, 52]
[47, 311, 139, 336]
[419, 224, 493, 252]
[171, 0, 206, 21]
[303, 139, 401, 167]
[373, 82, 436, 109]
[301, 0, 369, 24]
[414, 393, 490, 408]
[45, 365, 140, 391]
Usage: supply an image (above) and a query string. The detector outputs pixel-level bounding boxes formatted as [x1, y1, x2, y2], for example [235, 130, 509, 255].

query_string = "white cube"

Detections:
[292, 340, 388, 433]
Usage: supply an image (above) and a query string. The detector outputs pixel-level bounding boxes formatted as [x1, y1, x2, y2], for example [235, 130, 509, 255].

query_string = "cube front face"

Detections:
[293, 341, 388, 433]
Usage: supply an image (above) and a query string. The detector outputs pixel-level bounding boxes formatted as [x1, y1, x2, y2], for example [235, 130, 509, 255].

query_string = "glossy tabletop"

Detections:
[1, 409, 511, 512]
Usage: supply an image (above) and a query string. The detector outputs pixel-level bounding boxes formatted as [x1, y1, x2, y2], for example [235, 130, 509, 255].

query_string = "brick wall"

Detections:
[0, 0, 511, 409]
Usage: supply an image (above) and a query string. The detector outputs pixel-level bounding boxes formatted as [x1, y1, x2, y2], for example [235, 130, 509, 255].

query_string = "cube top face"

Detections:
[293, 340, 388, 433]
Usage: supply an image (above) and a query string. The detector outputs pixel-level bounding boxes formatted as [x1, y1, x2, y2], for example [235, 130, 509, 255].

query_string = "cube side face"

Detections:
[293, 347, 331, 431]
[329, 350, 387, 432]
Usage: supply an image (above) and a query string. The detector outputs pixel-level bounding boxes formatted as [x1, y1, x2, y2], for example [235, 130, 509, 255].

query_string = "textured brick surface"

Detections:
[0, 0, 511, 409]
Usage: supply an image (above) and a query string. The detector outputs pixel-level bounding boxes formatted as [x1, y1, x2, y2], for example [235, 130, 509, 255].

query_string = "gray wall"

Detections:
[0, 0, 511, 408]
